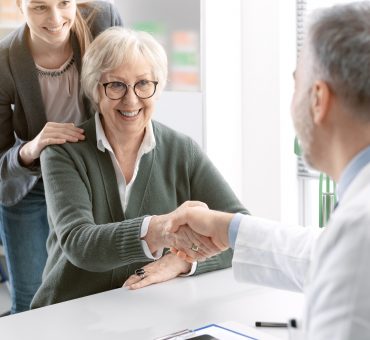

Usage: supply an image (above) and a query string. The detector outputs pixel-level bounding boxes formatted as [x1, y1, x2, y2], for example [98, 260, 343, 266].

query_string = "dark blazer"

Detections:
[0, 1, 122, 206]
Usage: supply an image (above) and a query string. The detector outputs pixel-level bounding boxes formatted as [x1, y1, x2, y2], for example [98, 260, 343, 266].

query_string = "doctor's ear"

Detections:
[311, 80, 331, 124]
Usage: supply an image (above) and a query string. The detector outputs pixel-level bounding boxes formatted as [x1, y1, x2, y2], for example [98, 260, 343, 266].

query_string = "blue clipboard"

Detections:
[195, 324, 259, 340]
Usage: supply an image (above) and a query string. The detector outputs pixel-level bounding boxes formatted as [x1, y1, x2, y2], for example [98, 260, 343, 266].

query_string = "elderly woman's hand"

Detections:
[122, 253, 191, 290]
[143, 201, 221, 261]
[165, 205, 234, 263]
[165, 224, 221, 260]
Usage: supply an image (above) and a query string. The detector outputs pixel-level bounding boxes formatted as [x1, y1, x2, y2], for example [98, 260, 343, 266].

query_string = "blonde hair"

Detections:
[72, 3, 97, 57]
[81, 27, 168, 110]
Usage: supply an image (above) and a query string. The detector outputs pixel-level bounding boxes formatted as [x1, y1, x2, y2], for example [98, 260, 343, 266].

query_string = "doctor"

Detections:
[166, 2, 370, 339]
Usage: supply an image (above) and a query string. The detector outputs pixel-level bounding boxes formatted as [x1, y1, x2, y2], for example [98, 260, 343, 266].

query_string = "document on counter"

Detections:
[154, 321, 282, 340]
[187, 321, 281, 340]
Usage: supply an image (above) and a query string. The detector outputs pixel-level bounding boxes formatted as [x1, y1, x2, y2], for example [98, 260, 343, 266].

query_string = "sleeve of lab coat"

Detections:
[232, 215, 321, 292]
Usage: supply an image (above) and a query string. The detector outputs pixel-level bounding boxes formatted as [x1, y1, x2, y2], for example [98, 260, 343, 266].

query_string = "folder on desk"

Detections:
[155, 321, 281, 340]
[189, 321, 281, 340]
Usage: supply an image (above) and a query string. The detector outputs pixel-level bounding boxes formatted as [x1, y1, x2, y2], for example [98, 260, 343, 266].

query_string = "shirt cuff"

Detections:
[180, 261, 197, 276]
[140, 216, 163, 260]
[228, 213, 243, 249]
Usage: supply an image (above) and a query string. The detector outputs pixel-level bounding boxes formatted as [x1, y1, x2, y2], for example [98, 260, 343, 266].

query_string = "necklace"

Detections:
[36, 56, 75, 77]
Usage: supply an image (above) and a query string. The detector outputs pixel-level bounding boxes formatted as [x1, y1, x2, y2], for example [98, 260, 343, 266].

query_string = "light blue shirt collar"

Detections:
[337, 145, 370, 201]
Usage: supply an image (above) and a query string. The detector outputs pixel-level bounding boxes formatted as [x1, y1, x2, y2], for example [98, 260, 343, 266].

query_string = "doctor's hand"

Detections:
[123, 253, 191, 290]
[166, 206, 234, 262]
[19, 122, 85, 166]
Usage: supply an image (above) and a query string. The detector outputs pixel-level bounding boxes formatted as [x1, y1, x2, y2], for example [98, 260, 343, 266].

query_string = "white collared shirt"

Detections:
[94, 113, 160, 259]
[95, 112, 156, 212]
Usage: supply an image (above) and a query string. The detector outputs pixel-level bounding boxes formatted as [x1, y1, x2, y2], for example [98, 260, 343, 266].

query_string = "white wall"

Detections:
[204, 0, 298, 223]
[241, 0, 280, 219]
[204, 0, 298, 224]
[203, 0, 243, 199]
[240, 0, 297, 223]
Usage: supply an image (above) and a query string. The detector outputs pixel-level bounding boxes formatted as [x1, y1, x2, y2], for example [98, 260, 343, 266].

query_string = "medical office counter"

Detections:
[0, 268, 303, 340]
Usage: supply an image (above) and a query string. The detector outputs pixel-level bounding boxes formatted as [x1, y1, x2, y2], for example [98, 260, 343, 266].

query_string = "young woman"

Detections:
[0, 0, 122, 313]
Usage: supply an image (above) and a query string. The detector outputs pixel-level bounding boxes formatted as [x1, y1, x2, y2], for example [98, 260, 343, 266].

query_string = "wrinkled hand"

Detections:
[165, 206, 234, 262]
[164, 224, 221, 261]
[123, 253, 191, 290]
[162, 201, 222, 261]
[19, 122, 85, 166]
[144, 201, 221, 262]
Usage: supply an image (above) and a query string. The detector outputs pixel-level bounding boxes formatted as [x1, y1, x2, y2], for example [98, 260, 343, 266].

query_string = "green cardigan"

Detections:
[31, 117, 248, 308]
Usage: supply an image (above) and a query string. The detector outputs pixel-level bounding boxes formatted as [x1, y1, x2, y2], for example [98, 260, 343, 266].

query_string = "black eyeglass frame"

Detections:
[99, 80, 159, 100]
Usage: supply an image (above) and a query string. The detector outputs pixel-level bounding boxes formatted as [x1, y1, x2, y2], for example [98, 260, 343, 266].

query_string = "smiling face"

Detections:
[18, 0, 76, 47]
[98, 55, 157, 142]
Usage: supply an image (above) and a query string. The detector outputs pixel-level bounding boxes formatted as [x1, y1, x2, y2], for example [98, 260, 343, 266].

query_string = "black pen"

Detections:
[255, 321, 288, 328]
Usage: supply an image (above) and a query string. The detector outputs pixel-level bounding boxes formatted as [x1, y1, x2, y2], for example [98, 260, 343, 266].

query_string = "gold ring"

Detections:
[191, 243, 199, 252]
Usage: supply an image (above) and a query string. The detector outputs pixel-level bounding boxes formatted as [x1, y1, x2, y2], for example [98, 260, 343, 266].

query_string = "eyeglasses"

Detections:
[99, 80, 158, 100]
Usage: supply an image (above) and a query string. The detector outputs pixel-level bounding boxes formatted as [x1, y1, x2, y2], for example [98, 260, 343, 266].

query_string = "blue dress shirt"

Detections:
[228, 212, 244, 249]
[336, 145, 370, 201]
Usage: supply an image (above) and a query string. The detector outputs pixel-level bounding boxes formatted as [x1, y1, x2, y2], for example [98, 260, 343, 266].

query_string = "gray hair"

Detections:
[81, 27, 168, 110]
[307, 2, 370, 119]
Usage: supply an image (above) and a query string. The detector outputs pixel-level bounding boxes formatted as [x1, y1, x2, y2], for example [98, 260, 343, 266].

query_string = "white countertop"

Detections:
[0, 268, 304, 340]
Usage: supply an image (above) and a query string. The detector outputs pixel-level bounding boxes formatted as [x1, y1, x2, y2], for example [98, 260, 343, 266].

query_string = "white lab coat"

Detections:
[233, 163, 370, 340]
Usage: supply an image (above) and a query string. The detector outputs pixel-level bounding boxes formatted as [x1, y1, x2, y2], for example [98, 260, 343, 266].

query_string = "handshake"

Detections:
[146, 201, 235, 263]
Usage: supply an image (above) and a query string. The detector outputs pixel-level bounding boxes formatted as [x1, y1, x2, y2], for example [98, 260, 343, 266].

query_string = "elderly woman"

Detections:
[31, 27, 248, 308]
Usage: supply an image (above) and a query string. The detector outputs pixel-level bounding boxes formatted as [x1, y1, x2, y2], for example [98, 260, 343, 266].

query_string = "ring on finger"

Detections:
[135, 268, 146, 280]
[190, 243, 199, 252]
